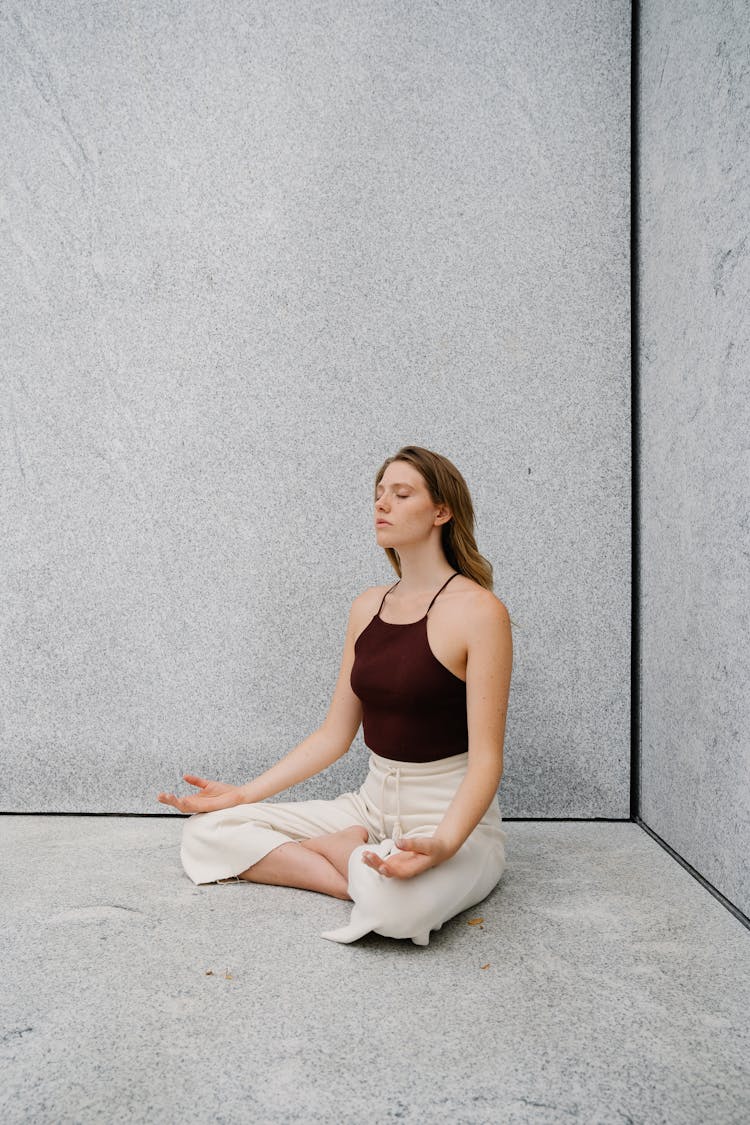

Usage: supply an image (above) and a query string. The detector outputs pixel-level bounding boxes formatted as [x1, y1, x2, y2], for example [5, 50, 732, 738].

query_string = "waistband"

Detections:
[367, 749, 470, 777]
[367, 750, 470, 842]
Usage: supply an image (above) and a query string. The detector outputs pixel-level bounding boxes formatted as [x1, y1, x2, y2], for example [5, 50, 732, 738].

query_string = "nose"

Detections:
[375, 495, 389, 513]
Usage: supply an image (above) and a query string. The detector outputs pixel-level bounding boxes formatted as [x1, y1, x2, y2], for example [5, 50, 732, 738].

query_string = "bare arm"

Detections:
[430, 596, 511, 855]
[157, 594, 366, 813]
[363, 592, 512, 877]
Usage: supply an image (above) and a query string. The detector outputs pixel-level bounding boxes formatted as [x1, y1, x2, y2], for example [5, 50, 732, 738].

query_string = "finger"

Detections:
[377, 860, 407, 879]
[161, 791, 196, 813]
[361, 851, 391, 876]
[158, 794, 184, 812]
[183, 774, 207, 788]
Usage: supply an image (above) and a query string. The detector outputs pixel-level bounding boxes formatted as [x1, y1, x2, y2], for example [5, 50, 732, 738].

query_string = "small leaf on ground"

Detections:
[481, 963, 490, 970]
[467, 917, 484, 926]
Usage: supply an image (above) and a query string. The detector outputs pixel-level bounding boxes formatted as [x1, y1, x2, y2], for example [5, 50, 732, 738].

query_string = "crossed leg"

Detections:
[237, 825, 369, 901]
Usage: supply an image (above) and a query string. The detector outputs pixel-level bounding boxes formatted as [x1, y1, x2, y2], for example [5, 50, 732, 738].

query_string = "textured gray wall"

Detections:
[1, 1, 631, 815]
[639, 0, 750, 915]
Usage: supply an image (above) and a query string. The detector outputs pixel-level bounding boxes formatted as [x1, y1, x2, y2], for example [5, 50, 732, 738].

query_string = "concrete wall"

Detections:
[1, 1, 631, 815]
[638, 0, 750, 915]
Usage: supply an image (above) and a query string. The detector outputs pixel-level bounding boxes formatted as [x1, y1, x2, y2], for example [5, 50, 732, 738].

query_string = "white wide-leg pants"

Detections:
[180, 750, 507, 947]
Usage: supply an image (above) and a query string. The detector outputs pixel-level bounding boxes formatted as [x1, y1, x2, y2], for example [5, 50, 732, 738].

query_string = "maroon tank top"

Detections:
[349, 572, 467, 762]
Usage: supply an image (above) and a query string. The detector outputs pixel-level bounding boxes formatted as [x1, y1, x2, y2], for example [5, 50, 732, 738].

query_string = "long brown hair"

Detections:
[374, 445, 494, 590]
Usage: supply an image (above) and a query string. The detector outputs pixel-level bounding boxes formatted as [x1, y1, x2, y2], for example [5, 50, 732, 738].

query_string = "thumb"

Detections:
[396, 836, 433, 854]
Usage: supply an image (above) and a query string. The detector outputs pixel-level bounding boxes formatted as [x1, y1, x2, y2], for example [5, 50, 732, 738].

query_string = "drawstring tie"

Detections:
[378, 764, 403, 842]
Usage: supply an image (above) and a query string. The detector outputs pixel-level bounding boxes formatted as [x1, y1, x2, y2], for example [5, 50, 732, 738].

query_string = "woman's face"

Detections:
[374, 461, 445, 547]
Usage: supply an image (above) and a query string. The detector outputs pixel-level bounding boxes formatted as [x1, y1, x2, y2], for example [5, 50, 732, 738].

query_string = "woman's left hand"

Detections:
[361, 836, 451, 879]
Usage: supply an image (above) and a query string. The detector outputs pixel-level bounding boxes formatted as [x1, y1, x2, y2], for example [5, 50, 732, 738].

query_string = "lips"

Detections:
[376, 520, 391, 526]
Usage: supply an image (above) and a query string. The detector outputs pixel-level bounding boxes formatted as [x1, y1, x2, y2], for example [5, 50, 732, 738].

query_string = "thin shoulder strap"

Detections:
[377, 580, 400, 614]
[425, 572, 459, 614]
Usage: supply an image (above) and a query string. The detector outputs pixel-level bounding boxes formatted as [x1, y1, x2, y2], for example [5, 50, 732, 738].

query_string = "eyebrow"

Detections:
[375, 481, 416, 490]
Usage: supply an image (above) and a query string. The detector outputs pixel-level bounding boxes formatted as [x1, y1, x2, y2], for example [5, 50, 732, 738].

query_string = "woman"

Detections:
[158, 445, 513, 946]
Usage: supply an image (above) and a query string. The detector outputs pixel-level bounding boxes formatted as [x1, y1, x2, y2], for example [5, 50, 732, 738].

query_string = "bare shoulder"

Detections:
[450, 577, 511, 630]
[349, 583, 391, 629]
[352, 583, 392, 610]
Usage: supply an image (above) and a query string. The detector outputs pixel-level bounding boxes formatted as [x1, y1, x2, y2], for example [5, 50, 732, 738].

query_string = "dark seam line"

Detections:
[0, 812, 635, 821]
[500, 817, 632, 822]
[635, 817, 750, 931]
[630, 0, 641, 823]
[0, 810, 193, 818]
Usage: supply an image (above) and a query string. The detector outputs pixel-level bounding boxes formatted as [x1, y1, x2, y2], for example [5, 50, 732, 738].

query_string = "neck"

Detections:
[392, 539, 455, 595]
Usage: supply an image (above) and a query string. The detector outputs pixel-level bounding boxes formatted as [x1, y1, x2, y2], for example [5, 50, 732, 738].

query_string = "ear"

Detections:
[434, 507, 452, 526]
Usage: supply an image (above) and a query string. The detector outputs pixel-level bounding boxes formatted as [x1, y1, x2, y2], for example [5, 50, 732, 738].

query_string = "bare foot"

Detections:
[300, 825, 369, 878]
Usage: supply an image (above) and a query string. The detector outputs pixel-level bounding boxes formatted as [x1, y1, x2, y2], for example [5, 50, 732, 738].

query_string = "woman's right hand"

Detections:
[157, 773, 245, 814]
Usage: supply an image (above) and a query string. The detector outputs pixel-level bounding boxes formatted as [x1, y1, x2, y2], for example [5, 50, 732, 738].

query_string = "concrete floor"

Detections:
[1, 817, 748, 1125]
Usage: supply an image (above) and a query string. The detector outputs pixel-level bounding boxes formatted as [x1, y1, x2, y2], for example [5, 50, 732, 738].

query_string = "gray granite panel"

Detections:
[1, 817, 748, 1123]
[638, 1, 750, 915]
[1, 2, 630, 814]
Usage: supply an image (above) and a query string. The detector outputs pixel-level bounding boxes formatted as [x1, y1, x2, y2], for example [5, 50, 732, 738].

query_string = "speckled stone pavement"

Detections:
[1, 817, 747, 1124]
